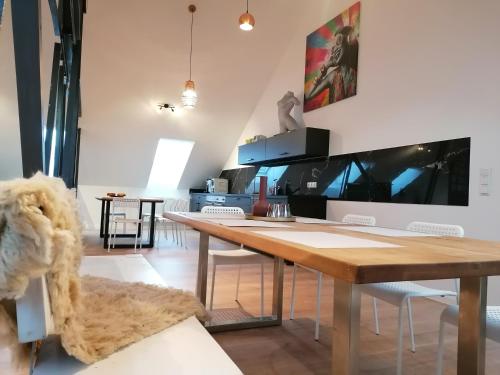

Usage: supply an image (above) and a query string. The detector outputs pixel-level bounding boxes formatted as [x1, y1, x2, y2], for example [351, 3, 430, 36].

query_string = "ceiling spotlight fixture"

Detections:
[181, 4, 198, 109]
[239, 0, 255, 31]
[158, 103, 176, 112]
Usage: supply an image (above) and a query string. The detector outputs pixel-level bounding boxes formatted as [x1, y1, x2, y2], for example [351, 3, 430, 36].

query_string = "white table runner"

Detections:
[252, 231, 401, 249]
[338, 226, 439, 237]
[207, 219, 291, 228]
[295, 217, 343, 225]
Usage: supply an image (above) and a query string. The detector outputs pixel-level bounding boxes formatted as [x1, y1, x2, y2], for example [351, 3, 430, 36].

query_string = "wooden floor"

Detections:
[3, 228, 500, 374]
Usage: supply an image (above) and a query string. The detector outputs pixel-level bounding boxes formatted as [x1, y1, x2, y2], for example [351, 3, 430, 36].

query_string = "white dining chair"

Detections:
[290, 214, 376, 340]
[152, 198, 179, 246]
[108, 198, 143, 253]
[436, 305, 500, 374]
[201, 206, 273, 316]
[173, 199, 190, 248]
[361, 221, 464, 375]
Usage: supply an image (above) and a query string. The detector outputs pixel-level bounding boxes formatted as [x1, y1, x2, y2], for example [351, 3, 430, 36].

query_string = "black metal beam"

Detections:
[11, 0, 44, 177]
[60, 41, 82, 187]
[48, 0, 61, 36]
[44, 43, 62, 173]
[54, 63, 66, 177]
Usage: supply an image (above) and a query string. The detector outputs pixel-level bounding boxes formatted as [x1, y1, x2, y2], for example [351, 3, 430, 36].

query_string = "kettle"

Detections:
[206, 179, 215, 193]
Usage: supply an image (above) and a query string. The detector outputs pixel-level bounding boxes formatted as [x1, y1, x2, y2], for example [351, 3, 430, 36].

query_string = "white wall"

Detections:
[224, 0, 500, 303]
[0, 0, 22, 179]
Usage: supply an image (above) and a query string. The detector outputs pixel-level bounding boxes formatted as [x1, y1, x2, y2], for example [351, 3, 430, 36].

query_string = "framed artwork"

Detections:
[304, 2, 361, 112]
[0, 0, 4, 27]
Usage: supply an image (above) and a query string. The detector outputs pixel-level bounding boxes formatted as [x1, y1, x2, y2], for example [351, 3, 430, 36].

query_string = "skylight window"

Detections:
[147, 138, 195, 189]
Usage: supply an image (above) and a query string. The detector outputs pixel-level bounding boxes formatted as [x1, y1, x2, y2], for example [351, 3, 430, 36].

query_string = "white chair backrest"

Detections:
[342, 214, 376, 226]
[111, 198, 141, 219]
[407, 221, 464, 237]
[170, 199, 189, 212]
[201, 206, 244, 215]
[162, 198, 177, 212]
[111, 198, 140, 209]
[178, 199, 189, 212]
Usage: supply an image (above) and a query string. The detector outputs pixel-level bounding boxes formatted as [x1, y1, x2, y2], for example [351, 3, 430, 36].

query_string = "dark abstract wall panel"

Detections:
[220, 137, 470, 206]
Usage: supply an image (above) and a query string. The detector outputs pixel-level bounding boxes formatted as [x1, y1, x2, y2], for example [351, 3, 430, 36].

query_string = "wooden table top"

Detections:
[96, 196, 164, 203]
[164, 212, 500, 284]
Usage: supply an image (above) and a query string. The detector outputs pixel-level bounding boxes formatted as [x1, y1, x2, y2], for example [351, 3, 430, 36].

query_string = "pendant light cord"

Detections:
[246, 0, 249, 13]
[189, 11, 194, 80]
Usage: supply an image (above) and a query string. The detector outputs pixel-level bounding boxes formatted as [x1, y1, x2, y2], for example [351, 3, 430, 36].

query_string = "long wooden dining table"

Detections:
[163, 212, 500, 375]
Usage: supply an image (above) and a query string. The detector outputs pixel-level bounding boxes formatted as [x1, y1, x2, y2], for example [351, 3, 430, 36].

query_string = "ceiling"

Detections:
[78, 0, 303, 189]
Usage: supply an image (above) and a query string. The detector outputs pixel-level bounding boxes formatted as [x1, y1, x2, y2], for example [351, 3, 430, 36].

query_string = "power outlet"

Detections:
[307, 181, 317, 189]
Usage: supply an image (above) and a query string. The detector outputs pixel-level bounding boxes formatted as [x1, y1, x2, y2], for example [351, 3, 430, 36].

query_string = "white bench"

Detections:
[17, 255, 242, 374]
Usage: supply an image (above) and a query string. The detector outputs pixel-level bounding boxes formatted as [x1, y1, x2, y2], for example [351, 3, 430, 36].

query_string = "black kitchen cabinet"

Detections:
[238, 127, 329, 166]
[189, 193, 287, 213]
[238, 140, 266, 165]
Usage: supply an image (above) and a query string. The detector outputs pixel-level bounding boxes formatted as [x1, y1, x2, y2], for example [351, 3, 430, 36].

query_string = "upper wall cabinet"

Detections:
[238, 127, 330, 166]
[238, 139, 266, 165]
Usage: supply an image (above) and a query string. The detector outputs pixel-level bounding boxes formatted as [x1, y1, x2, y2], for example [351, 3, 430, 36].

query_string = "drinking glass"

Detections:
[283, 203, 291, 218]
[266, 204, 273, 217]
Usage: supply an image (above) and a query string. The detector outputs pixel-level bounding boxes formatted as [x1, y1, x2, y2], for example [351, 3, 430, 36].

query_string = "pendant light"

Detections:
[181, 4, 198, 109]
[239, 0, 255, 31]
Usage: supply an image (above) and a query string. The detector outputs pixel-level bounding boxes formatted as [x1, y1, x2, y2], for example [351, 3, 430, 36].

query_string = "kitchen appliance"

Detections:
[206, 178, 228, 194]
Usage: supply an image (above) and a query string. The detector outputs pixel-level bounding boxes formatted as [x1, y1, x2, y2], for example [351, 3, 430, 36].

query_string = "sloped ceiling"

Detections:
[78, 0, 303, 189]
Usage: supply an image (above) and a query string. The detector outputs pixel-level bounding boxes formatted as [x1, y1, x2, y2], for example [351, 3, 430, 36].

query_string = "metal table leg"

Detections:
[196, 231, 209, 306]
[332, 279, 361, 375]
[457, 276, 487, 375]
[99, 199, 105, 238]
[272, 256, 284, 324]
[196, 230, 285, 333]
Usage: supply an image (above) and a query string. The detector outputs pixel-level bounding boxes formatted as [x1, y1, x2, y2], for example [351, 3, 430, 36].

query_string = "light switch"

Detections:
[307, 181, 317, 189]
[479, 168, 492, 196]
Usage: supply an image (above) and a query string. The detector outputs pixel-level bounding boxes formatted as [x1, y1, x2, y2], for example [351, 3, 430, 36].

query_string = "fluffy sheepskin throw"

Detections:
[0, 173, 205, 365]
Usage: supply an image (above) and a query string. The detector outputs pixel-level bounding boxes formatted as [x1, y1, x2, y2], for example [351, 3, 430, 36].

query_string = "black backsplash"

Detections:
[220, 137, 470, 206]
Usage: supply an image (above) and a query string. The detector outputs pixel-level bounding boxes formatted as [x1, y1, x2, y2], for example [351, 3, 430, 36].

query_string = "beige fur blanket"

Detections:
[0, 173, 205, 365]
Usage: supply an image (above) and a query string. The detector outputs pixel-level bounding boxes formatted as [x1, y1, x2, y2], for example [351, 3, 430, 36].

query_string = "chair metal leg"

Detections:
[235, 265, 241, 301]
[436, 317, 446, 375]
[134, 226, 139, 254]
[315, 271, 323, 341]
[209, 262, 216, 311]
[290, 263, 297, 320]
[139, 223, 143, 250]
[260, 263, 265, 318]
[407, 298, 416, 353]
[372, 297, 380, 335]
[154, 222, 159, 248]
[107, 222, 113, 252]
[112, 221, 118, 249]
[396, 303, 404, 375]
[179, 224, 184, 247]
[183, 225, 188, 249]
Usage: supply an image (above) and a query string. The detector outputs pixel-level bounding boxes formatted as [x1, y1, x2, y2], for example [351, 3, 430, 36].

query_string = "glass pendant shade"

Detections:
[181, 80, 198, 108]
[239, 12, 255, 31]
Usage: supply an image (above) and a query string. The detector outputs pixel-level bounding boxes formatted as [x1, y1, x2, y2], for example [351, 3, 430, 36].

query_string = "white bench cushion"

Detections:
[34, 255, 241, 375]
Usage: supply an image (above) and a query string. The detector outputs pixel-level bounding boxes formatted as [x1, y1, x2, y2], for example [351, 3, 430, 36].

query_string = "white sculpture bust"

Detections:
[277, 91, 303, 133]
